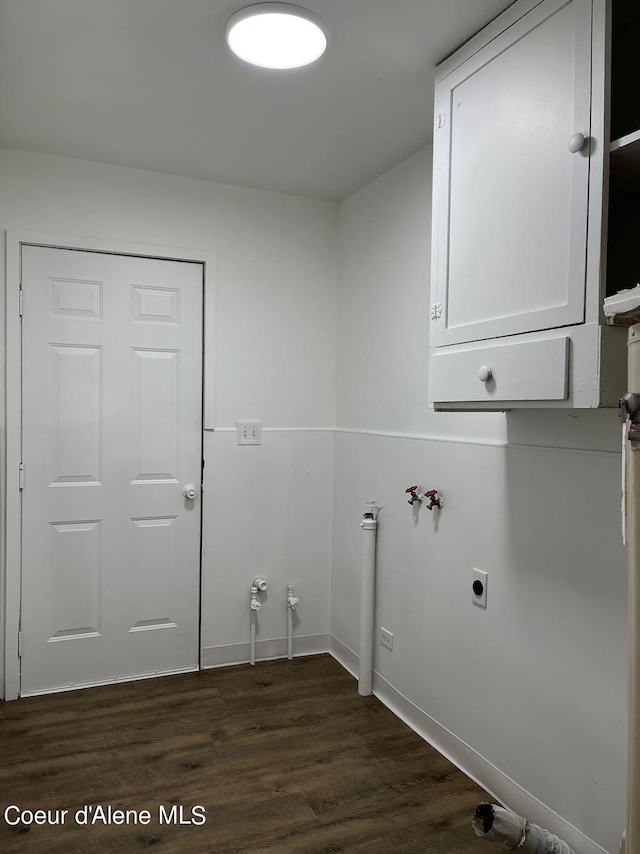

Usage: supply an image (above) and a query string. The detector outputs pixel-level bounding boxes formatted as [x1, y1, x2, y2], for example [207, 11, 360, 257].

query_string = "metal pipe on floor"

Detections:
[472, 803, 574, 853]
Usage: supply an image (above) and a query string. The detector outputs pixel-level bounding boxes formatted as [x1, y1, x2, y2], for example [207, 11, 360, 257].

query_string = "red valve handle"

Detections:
[405, 486, 418, 493]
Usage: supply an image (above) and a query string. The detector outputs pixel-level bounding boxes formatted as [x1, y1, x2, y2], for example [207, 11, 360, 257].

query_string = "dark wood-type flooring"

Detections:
[0, 654, 493, 853]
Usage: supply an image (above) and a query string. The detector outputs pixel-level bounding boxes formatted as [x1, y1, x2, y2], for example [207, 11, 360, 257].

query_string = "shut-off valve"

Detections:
[287, 585, 300, 610]
[405, 486, 443, 510]
[250, 586, 261, 611]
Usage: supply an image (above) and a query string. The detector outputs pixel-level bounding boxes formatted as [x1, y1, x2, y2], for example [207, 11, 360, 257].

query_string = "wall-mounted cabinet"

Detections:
[429, 0, 632, 409]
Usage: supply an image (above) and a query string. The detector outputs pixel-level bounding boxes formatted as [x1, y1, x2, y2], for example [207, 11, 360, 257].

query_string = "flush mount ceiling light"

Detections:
[226, 3, 328, 69]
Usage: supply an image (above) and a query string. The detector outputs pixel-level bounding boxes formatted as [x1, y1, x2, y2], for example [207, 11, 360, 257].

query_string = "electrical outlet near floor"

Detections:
[380, 627, 394, 650]
[472, 568, 488, 608]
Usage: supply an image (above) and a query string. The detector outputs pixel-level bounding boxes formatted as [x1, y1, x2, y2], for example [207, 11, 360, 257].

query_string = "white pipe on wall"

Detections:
[249, 584, 260, 666]
[359, 502, 382, 696]
[628, 440, 640, 854]
[287, 584, 300, 660]
[625, 324, 640, 854]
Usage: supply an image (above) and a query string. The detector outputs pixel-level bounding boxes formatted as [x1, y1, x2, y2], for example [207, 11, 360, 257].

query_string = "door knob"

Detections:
[478, 365, 492, 383]
[183, 483, 198, 500]
[568, 133, 586, 153]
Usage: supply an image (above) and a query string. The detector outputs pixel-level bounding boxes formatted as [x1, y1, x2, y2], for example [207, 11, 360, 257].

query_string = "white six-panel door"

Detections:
[20, 246, 203, 696]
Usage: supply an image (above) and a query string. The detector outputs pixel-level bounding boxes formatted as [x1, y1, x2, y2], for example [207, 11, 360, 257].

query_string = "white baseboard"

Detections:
[328, 636, 610, 854]
[329, 635, 359, 679]
[202, 634, 331, 669]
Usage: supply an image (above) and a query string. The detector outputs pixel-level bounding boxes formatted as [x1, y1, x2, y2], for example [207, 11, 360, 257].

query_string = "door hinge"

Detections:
[19, 463, 24, 490]
[18, 631, 22, 658]
[18, 287, 23, 316]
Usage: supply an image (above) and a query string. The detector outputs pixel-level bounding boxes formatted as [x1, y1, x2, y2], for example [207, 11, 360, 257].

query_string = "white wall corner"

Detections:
[373, 671, 612, 854]
[329, 634, 359, 680]
[327, 639, 610, 854]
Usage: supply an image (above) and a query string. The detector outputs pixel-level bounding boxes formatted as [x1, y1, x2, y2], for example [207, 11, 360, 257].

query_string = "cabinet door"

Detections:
[431, 0, 593, 347]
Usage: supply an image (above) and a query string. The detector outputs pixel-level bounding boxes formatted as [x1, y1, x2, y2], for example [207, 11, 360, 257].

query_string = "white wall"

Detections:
[0, 148, 339, 675]
[0, 143, 629, 854]
[333, 146, 628, 854]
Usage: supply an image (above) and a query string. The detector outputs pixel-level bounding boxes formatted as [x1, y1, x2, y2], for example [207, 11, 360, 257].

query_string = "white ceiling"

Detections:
[0, 0, 514, 201]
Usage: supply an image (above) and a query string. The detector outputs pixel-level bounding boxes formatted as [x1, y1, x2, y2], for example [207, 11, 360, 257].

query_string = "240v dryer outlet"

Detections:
[472, 569, 488, 608]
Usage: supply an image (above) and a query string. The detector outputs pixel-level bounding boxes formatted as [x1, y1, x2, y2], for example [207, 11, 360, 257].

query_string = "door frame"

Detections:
[3, 229, 215, 700]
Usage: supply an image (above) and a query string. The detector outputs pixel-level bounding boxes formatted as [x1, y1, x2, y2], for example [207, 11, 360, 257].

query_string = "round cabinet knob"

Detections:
[478, 365, 492, 383]
[183, 483, 197, 500]
[568, 132, 586, 153]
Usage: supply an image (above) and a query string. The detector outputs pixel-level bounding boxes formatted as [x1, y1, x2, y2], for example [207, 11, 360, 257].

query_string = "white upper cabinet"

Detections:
[433, 0, 591, 346]
[429, 0, 629, 409]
